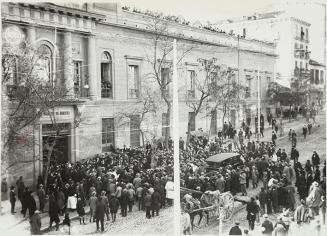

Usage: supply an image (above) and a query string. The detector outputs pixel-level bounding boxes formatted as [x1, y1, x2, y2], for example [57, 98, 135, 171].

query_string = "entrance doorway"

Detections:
[42, 123, 70, 175]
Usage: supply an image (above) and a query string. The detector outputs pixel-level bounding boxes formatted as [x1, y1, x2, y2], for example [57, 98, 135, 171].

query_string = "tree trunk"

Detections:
[43, 139, 56, 191]
[141, 130, 145, 147]
[164, 104, 171, 149]
[186, 120, 192, 150]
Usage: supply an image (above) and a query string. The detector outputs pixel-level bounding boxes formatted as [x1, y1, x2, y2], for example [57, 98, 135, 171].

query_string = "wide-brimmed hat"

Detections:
[313, 181, 319, 187]
[263, 214, 268, 218]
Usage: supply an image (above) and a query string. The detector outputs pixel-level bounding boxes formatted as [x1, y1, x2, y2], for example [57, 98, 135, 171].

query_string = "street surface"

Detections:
[45, 206, 173, 235]
[194, 111, 326, 235]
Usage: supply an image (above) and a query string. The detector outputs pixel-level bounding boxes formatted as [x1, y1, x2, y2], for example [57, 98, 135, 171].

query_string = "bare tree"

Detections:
[184, 58, 221, 147]
[2, 41, 80, 189]
[210, 66, 245, 129]
[144, 17, 193, 148]
[115, 85, 161, 147]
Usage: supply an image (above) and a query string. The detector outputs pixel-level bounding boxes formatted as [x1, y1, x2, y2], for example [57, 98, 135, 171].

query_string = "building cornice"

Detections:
[15, 2, 106, 21]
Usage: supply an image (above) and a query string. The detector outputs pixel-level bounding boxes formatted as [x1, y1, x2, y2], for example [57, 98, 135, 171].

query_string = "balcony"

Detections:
[74, 84, 89, 98]
[101, 81, 113, 98]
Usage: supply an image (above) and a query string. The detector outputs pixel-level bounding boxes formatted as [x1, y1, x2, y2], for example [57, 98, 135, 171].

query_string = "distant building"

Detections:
[215, 11, 311, 89]
[1, 2, 276, 185]
[308, 59, 325, 107]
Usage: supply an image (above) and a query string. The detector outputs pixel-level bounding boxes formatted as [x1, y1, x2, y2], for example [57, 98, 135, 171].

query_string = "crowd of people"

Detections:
[3, 145, 174, 234]
[180, 113, 326, 235]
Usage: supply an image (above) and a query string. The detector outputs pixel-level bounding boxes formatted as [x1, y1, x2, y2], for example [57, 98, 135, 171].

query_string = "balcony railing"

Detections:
[101, 88, 113, 98]
[101, 81, 113, 98]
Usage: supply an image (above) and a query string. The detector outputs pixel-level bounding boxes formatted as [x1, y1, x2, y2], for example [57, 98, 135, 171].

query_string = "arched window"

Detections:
[35, 44, 52, 84]
[101, 51, 113, 98]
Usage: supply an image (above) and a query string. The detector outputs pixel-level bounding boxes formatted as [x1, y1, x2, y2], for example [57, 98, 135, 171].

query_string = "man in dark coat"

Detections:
[27, 191, 37, 217]
[261, 214, 274, 236]
[246, 197, 258, 230]
[229, 221, 242, 235]
[30, 210, 41, 235]
[48, 193, 60, 231]
[95, 196, 105, 232]
[37, 184, 46, 212]
[151, 188, 161, 217]
[9, 186, 16, 214]
[109, 194, 119, 222]
[271, 186, 278, 213]
[312, 151, 320, 167]
[21, 187, 29, 217]
[291, 147, 299, 162]
[259, 187, 267, 214]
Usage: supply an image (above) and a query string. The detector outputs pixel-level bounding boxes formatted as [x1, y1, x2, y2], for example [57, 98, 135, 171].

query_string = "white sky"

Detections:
[119, 0, 326, 63]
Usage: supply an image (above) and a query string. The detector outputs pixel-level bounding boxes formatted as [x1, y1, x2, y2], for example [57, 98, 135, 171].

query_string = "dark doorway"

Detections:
[42, 123, 70, 174]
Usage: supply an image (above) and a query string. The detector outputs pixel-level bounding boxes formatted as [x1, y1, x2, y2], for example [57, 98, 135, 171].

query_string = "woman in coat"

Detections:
[56, 189, 66, 215]
[109, 194, 119, 222]
[151, 188, 161, 217]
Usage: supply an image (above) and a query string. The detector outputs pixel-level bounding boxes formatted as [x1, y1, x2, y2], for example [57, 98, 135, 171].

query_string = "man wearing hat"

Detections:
[307, 181, 322, 217]
[37, 184, 46, 212]
[261, 214, 273, 236]
[229, 221, 242, 235]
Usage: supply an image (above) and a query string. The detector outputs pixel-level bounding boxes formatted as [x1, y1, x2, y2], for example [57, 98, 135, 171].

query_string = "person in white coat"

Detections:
[165, 176, 174, 206]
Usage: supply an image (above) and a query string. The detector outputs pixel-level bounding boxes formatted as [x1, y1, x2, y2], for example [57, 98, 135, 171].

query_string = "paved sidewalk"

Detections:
[0, 197, 90, 235]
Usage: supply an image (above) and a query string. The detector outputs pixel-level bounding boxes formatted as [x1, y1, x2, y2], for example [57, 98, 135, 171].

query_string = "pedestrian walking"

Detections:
[76, 197, 86, 225]
[126, 185, 135, 213]
[37, 184, 46, 212]
[303, 124, 308, 139]
[151, 187, 161, 217]
[100, 191, 110, 221]
[48, 192, 60, 231]
[120, 186, 128, 217]
[240, 171, 247, 196]
[27, 190, 37, 217]
[246, 197, 258, 231]
[89, 191, 97, 222]
[109, 194, 119, 222]
[272, 131, 277, 146]
[144, 190, 152, 219]
[29, 210, 41, 235]
[95, 196, 105, 232]
[259, 187, 267, 215]
[9, 186, 16, 214]
[312, 151, 320, 167]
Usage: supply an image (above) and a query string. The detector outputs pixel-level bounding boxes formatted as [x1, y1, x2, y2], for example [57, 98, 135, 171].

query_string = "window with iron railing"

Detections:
[128, 65, 139, 99]
[101, 52, 113, 99]
[187, 70, 195, 99]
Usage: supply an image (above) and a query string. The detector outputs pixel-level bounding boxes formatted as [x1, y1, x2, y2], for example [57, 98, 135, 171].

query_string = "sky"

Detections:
[119, 0, 326, 63]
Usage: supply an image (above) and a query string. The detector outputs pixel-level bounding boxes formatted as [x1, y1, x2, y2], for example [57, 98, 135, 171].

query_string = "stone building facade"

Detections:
[1, 2, 276, 185]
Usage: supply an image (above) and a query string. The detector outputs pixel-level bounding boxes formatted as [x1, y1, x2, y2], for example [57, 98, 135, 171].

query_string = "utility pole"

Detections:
[172, 39, 180, 236]
[257, 68, 261, 141]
